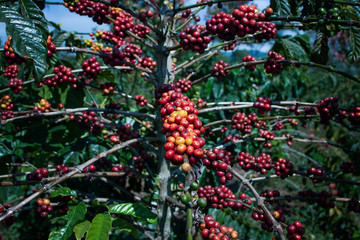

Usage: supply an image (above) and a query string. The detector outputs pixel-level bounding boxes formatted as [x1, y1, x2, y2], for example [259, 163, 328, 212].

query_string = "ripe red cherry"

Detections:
[110, 136, 119, 143]
[172, 154, 183, 165]
[164, 150, 175, 160]
[164, 142, 175, 151]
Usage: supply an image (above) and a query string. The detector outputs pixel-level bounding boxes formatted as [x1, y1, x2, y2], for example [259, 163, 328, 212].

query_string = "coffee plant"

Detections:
[1, 0, 360, 239]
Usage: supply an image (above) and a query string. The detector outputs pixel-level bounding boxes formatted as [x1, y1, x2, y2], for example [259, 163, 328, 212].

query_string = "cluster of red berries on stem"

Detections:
[264, 51, 285, 74]
[83, 157, 112, 172]
[289, 105, 302, 115]
[56, 163, 70, 175]
[135, 95, 148, 106]
[4, 64, 19, 78]
[82, 56, 101, 79]
[101, 82, 116, 95]
[253, 207, 286, 232]
[298, 189, 335, 208]
[273, 158, 294, 179]
[200, 215, 240, 239]
[57, 195, 74, 214]
[102, 43, 142, 71]
[138, 57, 156, 71]
[197, 185, 238, 210]
[196, 98, 207, 108]
[42, 65, 80, 89]
[181, 9, 192, 18]
[236, 152, 272, 174]
[203, 148, 234, 184]
[71, 111, 105, 135]
[242, 55, 257, 71]
[0, 95, 15, 120]
[36, 198, 53, 218]
[131, 24, 151, 38]
[175, 78, 192, 93]
[253, 22, 277, 42]
[274, 122, 284, 130]
[112, 10, 134, 37]
[47, 35, 56, 57]
[178, 25, 211, 54]
[64, 0, 111, 25]
[33, 99, 51, 113]
[231, 112, 266, 134]
[347, 198, 360, 213]
[259, 129, 274, 148]
[260, 189, 280, 204]
[316, 96, 339, 124]
[211, 60, 230, 80]
[156, 84, 205, 171]
[206, 12, 236, 41]
[286, 221, 306, 240]
[253, 96, 272, 113]
[347, 105, 360, 125]
[109, 124, 140, 147]
[26, 168, 49, 181]
[139, 9, 153, 19]
[3, 37, 26, 64]
[340, 161, 355, 173]
[307, 166, 325, 183]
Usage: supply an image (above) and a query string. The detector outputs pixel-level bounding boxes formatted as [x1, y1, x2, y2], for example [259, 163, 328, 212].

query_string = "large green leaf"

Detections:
[19, 0, 48, 38]
[85, 214, 112, 240]
[347, 27, 360, 63]
[311, 31, 329, 64]
[73, 220, 91, 240]
[112, 219, 139, 238]
[48, 202, 87, 240]
[0, 4, 48, 80]
[273, 38, 310, 61]
[109, 203, 157, 223]
[50, 187, 77, 198]
[270, 0, 291, 15]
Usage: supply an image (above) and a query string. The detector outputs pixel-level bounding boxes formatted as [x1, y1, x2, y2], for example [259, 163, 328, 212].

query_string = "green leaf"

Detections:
[311, 31, 329, 64]
[19, 0, 48, 38]
[273, 38, 309, 61]
[50, 187, 77, 198]
[73, 220, 91, 240]
[112, 218, 139, 237]
[109, 203, 157, 223]
[85, 214, 112, 240]
[270, 0, 291, 15]
[48, 202, 87, 240]
[0, 4, 48, 80]
[347, 27, 360, 63]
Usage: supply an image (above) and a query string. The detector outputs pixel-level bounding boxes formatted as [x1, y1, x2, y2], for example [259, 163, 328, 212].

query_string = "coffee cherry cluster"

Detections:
[112, 124, 141, 147]
[26, 168, 49, 181]
[57, 195, 74, 214]
[82, 56, 101, 79]
[317, 96, 339, 124]
[286, 221, 306, 240]
[3, 37, 26, 64]
[273, 158, 294, 179]
[274, 122, 284, 130]
[242, 55, 257, 71]
[206, 12, 236, 41]
[259, 129, 274, 148]
[347, 105, 360, 125]
[231, 112, 266, 134]
[112, 11, 134, 38]
[307, 166, 325, 183]
[131, 155, 145, 171]
[65, 0, 111, 24]
[260, 189, 280, 204]
[264, 51, 285, 74]
[232, 4, 259, 37]
[135, 95, 148, 107]
[175, 78, 192, 93]
[178, 25, 211, 53]
[282, 133, 294, 146]
[47, 35, 56, 57]
[347, 198, 360, 213]
[104, 101, 122, 111]
[36, 198, 53, 218]
[253, 207, 286, 232]
[298, 189, 335, 208]
[8, 77, 23, 94]
[83, 157, 112, 172]
[196, 98, 207, 108]
[102, 43, 142, 72]
[1, 95, 15, 120]
[289, 106, 302, 115]
[139, 9, 153, 19]
[253, 22, 277, 42]
[222, 134, 240, 145]
[211, 60, 230, 80]
[203, 148, 234, 184]
[236, 152, 272, 174]
[340, 161, 355, 173]
[100, 82, 116, 95]
[56, 163, 70, 175]
[138, 57, 156, 71]
[200, 215, 240, 240]
[131, 24, 151, 38]
[181, 9, 192, 19]
[253, 97, 272, 113]
[156, 84, 205, 171]
[95, 30, 120, 45]
[33, 99, 51, 113]
[111, 163, 125, 172]
[72, 111, 105, 135]
[304, 107, 317, 115]
[198, 185, 241, 210]
[4, 64, 19, 78]
[42, 65, 80, 89]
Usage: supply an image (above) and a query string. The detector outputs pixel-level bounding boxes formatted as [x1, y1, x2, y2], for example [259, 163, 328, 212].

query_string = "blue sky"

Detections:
[0, 0, 270, 47]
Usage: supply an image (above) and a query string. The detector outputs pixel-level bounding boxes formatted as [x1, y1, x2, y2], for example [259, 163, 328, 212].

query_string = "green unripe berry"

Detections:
[180, 194, 191, 204]
[190, 182, 199, 191]
[319, 8, 327, 15]
[197, 198, 207, 207]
